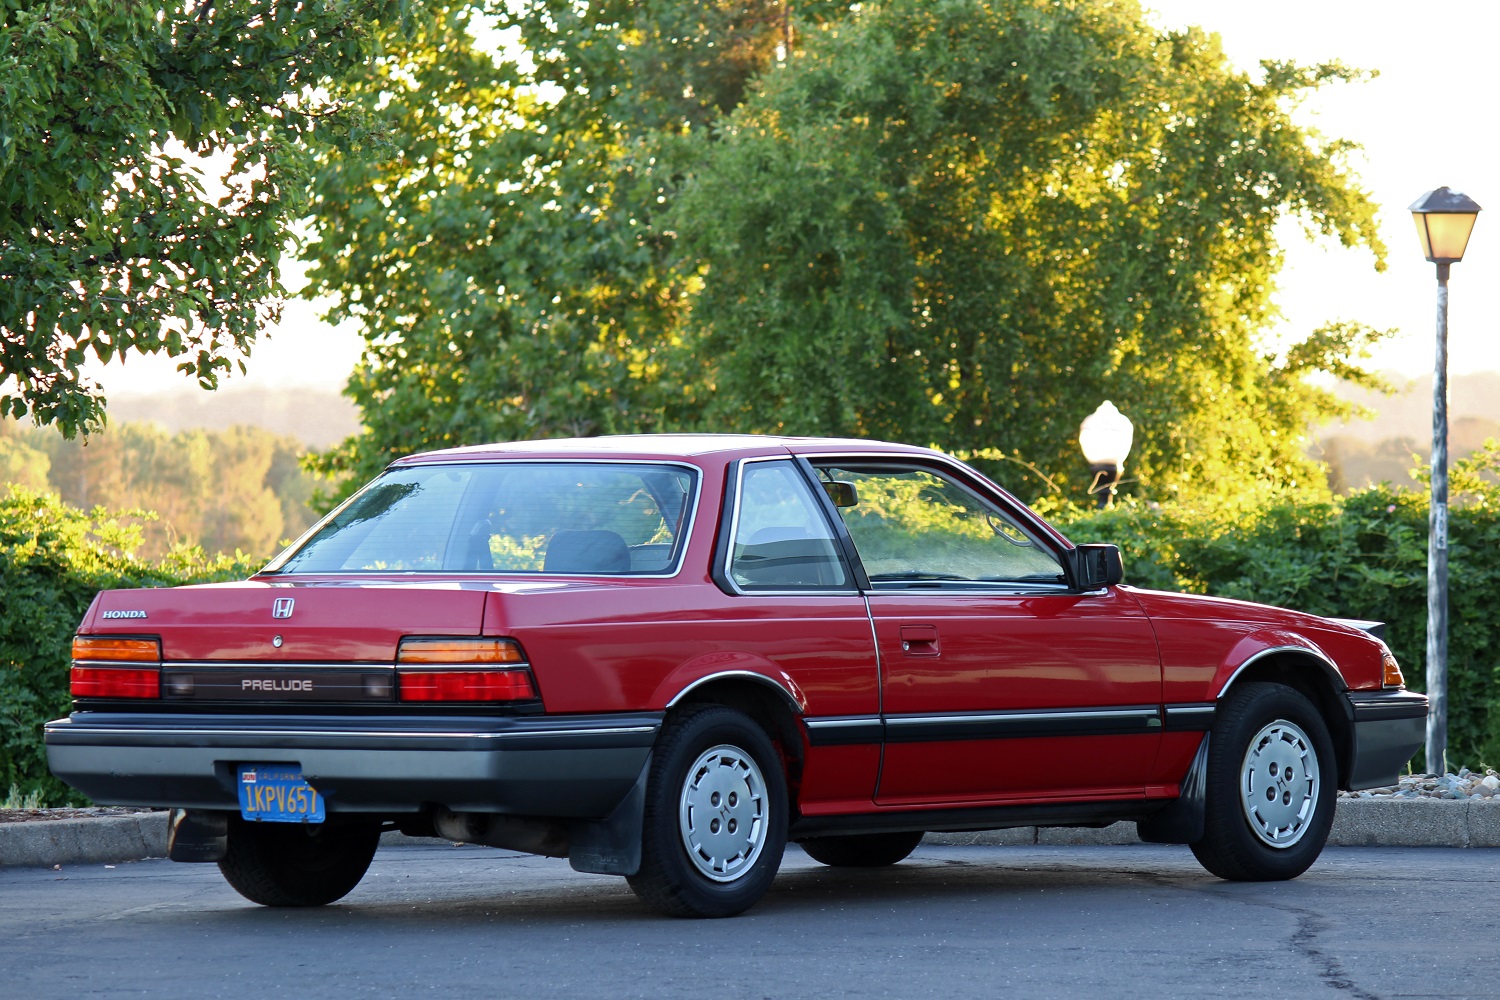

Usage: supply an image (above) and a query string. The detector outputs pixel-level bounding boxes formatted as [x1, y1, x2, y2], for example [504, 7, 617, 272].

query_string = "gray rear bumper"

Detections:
[45, 711, 662, 817]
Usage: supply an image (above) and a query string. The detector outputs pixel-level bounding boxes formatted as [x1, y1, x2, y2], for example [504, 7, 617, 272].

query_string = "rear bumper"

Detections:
[44, 711, 663, 817]
[1345, 690, 1429, 790]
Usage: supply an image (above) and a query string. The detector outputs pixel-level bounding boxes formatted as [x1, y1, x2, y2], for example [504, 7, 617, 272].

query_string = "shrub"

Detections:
[0, 489, 254, 806]
[1056, 456, 1500, 772]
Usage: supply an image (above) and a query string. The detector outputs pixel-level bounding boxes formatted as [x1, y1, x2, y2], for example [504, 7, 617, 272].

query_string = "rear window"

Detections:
[266, 462, 697, 575]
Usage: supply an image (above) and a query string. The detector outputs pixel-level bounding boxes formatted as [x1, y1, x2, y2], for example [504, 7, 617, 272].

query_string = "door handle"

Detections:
[900, 624, 940, 656]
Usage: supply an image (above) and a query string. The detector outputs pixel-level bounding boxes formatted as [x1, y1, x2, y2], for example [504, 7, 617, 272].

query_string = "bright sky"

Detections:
[87, 0, 1500, 396]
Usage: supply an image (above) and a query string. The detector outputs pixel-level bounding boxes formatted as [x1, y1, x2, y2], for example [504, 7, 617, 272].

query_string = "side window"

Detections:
[728, 461, 851, 591]
[816, 463, 1065, 588]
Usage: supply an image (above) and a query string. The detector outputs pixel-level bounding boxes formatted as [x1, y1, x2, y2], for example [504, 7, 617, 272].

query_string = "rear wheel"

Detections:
[799, 831, 924, 868]
[1190, 682, 1336, 881]
[627, 706, 788, 918]
[218, 817, 380, 906]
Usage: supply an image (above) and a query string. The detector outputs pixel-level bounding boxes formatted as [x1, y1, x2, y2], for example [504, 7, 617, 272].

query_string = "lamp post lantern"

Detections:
[1410, 186, 1481, 774]
[1079, 400, 1134, 509]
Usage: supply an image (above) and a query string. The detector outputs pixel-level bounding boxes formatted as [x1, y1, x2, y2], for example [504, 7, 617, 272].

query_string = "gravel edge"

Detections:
[4, 798, 1500, 867]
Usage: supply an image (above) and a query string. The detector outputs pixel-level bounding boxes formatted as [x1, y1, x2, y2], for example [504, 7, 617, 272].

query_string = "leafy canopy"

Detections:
[306, 0, 1387, 502]
[0, 0, 403, 436]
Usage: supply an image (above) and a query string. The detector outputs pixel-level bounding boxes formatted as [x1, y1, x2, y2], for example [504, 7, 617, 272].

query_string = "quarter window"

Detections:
[727, 461, 851, 591]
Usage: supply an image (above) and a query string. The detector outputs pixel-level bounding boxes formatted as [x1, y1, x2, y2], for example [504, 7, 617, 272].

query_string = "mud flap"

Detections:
[568, 754, 651, 876]
[1137, 735, 1209, 845]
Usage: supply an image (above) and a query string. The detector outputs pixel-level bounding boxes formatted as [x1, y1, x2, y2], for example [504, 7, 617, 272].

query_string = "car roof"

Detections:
[390, 434, 945, 466]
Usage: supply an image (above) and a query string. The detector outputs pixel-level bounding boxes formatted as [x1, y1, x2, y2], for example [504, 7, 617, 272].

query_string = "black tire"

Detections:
[218, 817, 380, 906]
[799, 830, 924, 868]
[1190, 682, 1337, 881]
[627, 706, 788, 918]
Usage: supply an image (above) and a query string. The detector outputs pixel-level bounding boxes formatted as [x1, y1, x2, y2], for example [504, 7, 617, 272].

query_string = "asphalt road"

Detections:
[1, 843, 1492, 999]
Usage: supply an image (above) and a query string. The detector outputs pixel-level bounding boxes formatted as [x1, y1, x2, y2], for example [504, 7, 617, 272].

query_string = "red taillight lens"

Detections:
[71, 666, 161, 699]
[398, 669, 536, 702]
[396, 637, 536, 702]
[71, 636, 161, 698]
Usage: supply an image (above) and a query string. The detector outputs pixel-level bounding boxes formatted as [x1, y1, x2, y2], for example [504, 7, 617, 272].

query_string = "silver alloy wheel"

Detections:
[1239, 718, 1321, 848]
[677, 743, 769, 882]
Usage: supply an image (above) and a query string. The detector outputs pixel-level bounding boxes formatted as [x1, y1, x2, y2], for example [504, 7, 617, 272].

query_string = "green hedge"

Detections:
[1056, 467, 1500, 772]
[1, 489, 254, 806]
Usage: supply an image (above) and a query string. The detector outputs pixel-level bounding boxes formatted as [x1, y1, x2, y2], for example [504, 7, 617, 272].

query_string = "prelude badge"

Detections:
[271, 598, 295, 619]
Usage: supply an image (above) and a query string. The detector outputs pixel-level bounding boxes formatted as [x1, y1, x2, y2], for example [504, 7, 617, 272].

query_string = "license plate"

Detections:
[237, 765, 325, 823]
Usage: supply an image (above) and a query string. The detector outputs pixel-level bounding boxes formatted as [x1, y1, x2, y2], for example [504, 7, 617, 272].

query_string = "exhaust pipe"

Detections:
[432, 810, 570, 858]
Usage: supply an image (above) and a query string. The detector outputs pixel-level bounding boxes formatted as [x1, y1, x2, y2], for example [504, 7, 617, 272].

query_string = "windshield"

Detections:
[266, 462, 698, 575]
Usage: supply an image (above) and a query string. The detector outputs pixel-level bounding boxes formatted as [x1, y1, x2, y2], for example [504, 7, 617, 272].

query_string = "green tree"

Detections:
[306, 0, 1385, 502]
[0, 0, 403, 437]
[304, 0, 856, 486]
[677, 2, 1388, 498]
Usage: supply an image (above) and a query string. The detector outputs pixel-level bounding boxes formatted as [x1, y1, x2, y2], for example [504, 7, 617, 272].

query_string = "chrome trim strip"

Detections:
[804, 716, 882, 729]
[164, 661, 396, 671]
[887, 707, 1157, 727]
[43, 723, 657, 741]
[1164, 705, 1216, 718]
[1215, 644, 1344, 700]
[72, 659, 164, 669]
[666, 670, 806, 712]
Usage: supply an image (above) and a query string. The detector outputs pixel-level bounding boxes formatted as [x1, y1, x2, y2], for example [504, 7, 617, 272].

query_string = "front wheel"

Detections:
[218, 817, 381, 906]
[1190, 682, 1336, 881]
[627, 706, 788, 918]
[799, 830, 924, 868]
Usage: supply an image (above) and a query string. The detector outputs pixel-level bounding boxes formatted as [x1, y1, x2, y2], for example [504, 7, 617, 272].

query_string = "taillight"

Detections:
[396, 638, 536, 703]
[71, 636, 162, 698]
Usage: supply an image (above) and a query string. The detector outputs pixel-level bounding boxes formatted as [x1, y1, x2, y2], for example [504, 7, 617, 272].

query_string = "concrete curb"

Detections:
[922, 798, 1500, 848]
[5, 799, 1499, 868]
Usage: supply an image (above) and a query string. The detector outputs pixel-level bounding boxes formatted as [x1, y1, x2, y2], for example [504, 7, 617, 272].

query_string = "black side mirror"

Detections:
[822, 481, 858, 508]
[1070, 543, 1123, 590]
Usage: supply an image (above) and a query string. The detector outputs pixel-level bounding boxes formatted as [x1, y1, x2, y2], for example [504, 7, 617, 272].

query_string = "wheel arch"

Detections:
[664, 675, 807, 813]
[1217, 647, 1355, 790]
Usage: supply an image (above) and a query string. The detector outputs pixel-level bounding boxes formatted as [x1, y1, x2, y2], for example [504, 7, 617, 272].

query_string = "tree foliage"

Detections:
[305, 0, 1387, 502]
[0, 0, 402, 436]
[304, 1, 853, 481]
[678, 2, 1388, 497]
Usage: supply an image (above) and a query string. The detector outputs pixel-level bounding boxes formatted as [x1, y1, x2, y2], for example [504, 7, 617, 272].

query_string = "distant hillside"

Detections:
[106, 386, 361, 449]
[1316, 372, 1500, 492]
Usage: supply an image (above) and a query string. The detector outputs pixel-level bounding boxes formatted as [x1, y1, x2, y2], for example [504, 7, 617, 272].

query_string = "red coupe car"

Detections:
[46, 435, 1427, 917]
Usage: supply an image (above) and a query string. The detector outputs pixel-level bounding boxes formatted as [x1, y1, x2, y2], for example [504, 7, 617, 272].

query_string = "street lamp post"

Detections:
[1410, 186, 1482, 774]
[1079, 400, 1134, 509]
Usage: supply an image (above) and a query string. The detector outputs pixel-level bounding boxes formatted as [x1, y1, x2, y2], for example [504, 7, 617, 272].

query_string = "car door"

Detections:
[809, 457, 1163, 807]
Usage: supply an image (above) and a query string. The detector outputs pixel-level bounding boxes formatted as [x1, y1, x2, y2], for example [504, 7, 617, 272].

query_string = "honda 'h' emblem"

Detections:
[272, 598, 296, 619]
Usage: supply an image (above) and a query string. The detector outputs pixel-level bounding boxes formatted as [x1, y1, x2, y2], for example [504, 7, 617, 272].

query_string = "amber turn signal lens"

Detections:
[397, 669, 537, 702]
[72, 636, 162, 663]
[397, 638, 524, 665]
[1382, 649, 1405, 688]
[71, 666, 161, 699]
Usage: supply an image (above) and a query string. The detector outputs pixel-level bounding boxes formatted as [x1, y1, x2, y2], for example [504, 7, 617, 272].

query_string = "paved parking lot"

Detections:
[1, 842, 1493, 998]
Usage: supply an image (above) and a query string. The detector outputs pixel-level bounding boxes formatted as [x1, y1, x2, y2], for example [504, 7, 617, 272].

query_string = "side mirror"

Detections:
[1070, 543, 1123, 590]
[822, 481, 858, 508]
